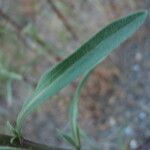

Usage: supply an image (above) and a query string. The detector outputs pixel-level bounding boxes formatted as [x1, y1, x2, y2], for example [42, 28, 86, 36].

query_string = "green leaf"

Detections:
[6, 79, 13, 106]
[69, 71, 91, 147]
[16, 11, 147, 133]
[6, 121, 16, 136]
[0, 64, 22, 80]
[61, 133, 77, 148]
[0, 147, 19, 150]
[6, 121, 22, 143]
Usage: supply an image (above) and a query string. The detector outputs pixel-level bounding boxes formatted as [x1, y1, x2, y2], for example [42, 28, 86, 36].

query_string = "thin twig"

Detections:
[0, 134, 70, 150]
[47, 0, 78, 40]
[0, 9, 22, 31]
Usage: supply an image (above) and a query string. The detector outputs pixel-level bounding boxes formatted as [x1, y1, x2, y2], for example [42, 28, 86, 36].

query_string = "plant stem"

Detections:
[0, 134, 70, 150]
[76, 146, 81, 150]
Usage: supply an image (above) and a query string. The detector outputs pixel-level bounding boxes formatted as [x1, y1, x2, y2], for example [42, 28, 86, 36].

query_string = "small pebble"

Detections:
[132, 64, 140, 72]
[124, 126, 134, 136]
[130, 139, 138, 149]
[109, 117, 116, 126]
[138, 112, 146, 120]
[135, 52, 142, 61]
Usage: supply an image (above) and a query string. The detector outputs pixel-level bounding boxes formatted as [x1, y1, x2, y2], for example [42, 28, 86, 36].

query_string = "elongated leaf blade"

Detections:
[0, 147, 20, 150]
[17, 11, 147, 132]
[61, 133, 77, 148]
[69, 71, 91, 146]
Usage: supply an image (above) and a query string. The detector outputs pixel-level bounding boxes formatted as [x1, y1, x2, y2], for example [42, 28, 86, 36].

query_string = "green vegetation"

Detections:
[0, 11, 147, 150]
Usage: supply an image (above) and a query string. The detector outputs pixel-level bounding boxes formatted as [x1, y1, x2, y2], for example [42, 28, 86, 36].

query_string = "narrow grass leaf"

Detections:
[17, 11, 147, 133]
[69, 71, 91, 146]
[6, 79, 13, 106]
[6, 121, 16, 135]
[0, 64, 22, 80]
[61, 133, 77, 148]
[0, 147, 19, 150]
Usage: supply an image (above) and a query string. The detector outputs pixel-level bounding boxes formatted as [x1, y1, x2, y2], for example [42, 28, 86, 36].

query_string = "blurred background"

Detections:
[0, 0, 149, 149]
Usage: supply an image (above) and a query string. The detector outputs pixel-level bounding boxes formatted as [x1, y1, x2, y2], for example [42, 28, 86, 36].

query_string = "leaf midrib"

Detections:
[19, 13, 140, 118]
[35, 13, 140, 92]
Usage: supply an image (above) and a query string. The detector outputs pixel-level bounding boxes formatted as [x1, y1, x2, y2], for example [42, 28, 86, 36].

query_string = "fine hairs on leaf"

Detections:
[16, 10, 147, 138]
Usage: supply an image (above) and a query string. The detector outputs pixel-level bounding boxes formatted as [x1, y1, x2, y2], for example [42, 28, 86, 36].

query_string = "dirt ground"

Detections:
[0, 0, 149, 150]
